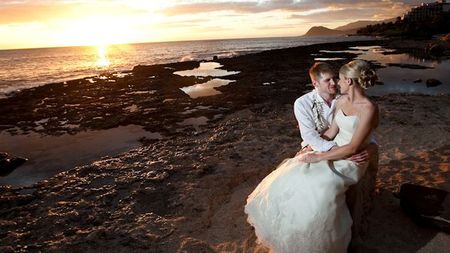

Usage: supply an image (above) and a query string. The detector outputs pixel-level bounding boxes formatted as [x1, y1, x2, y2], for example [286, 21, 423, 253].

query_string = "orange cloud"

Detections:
[0, 1, 146, 25]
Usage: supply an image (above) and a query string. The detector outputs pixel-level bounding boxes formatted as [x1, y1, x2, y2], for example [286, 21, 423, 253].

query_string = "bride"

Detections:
[245, 60, 379, 253]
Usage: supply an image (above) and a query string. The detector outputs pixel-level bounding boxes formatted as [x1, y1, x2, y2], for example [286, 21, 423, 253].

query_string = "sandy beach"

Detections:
[0, 39, 449, 252]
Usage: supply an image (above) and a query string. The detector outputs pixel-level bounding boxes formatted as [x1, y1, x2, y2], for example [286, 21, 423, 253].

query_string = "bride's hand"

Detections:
[298, 153, 321, 163]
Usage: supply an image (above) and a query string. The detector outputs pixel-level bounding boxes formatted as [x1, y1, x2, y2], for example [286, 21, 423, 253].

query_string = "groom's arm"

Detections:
[294, 98, 336, 152]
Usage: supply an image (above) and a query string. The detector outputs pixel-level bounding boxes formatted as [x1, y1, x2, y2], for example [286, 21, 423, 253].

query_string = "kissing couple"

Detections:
[245, 60, 379, 253]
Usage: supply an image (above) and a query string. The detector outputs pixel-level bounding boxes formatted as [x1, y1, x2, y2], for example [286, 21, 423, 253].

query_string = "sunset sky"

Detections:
[0, 0, 437, 50]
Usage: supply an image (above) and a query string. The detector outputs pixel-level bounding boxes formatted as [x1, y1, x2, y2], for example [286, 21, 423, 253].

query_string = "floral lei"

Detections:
[312, 93, 327, 133]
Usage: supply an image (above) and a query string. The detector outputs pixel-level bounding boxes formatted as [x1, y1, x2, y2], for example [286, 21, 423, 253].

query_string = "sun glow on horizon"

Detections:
[0, 1, 168, 49]
[54, 16, 143, 47]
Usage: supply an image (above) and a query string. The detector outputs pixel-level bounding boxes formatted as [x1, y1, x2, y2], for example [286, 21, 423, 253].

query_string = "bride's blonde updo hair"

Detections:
[339, 60, 377, 89]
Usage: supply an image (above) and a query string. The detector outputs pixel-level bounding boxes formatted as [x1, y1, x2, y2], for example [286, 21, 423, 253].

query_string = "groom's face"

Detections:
[314, 72, 338, 96]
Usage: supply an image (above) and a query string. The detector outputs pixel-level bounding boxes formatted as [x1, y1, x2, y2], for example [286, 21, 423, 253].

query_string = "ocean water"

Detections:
[0, 36, 374, 98]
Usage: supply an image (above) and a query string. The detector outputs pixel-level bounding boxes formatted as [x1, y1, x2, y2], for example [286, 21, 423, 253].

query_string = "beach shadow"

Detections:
[363, 145, 450, 252]
[364, 189, 444, 253]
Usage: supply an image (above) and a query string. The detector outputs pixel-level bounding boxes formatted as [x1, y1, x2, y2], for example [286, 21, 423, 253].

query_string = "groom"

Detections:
[294, 62, 378, 251]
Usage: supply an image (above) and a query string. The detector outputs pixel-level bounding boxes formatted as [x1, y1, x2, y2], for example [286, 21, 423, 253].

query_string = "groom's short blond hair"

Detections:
[309, 62, 334, 82]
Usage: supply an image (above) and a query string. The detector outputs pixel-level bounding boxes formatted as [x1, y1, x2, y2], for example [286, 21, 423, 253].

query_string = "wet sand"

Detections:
[0, 39, 449, 252]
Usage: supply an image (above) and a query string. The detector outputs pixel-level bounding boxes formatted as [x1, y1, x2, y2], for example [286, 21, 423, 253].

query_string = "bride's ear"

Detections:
[346, 77, 353, 86]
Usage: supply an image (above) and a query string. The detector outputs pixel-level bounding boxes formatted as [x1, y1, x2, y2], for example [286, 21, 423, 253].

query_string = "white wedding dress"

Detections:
[245, 109, 369, 253]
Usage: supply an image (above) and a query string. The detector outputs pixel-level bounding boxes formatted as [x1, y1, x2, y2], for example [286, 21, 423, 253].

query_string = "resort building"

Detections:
[403, 0, 450, 22]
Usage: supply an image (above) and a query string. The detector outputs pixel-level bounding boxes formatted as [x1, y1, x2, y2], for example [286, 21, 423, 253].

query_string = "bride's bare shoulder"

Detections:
[359, 99, 379, 126]
[335, 94, 349, 106]
[359, 98, 378, 112]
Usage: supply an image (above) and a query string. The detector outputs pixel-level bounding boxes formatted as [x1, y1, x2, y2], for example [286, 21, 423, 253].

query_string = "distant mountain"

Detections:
[303, 26, 345, 36]
[304, 18, 398, 36]
[334, 18, 398, 34]
[335, 20, 382, 32]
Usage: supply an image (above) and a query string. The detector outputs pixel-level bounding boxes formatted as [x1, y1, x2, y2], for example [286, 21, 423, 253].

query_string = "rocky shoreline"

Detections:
[0, 40, 380, 137]
[0, 39, 449, 252]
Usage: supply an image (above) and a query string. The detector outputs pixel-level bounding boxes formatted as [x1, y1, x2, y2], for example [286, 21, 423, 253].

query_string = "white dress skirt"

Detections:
[245, 109, 369, 253]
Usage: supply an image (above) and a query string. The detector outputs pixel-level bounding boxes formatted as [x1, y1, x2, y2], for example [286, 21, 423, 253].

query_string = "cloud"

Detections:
[0, 0, 147, 25]
[162, 2, 271, 16]
[289, 2, 409, 23]
[0, 0, 437, 25]
[255, 23, 302, 30]
[161, 0, 437, 16]
[0, 2, 69, 24]
[157, 18, 211, 28]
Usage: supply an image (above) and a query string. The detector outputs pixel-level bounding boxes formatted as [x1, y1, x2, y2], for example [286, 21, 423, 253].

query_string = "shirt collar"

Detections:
[313, 89, 336, 109]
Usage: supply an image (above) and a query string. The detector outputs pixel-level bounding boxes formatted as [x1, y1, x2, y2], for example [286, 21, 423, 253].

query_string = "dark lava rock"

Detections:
[427, 43, 445, 56]
[426, 41, 450, 57]
[132, 61, 199, 77]
[387, 63, 433, 69]
[426, 78, 442, 87]
[0, 152, 27, 176]
[413, 79, 423, 83]
[178, 237, 215, 253]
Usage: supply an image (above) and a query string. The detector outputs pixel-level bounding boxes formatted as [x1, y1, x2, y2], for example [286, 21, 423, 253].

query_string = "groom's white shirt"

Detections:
[294, 89, 337, 152]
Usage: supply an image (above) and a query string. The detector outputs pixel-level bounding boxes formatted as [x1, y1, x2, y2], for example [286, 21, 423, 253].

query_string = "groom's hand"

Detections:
[298, 153, 321, 163]
[296, 146, 313, 156]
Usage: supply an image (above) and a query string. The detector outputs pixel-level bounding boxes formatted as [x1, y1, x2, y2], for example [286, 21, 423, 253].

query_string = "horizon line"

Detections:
[0, 33, 371, 51]
[0, 35, 311, 51]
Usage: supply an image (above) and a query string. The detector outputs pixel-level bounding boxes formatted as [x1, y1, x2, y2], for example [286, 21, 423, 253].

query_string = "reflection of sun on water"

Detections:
[96, 45, 111, 67]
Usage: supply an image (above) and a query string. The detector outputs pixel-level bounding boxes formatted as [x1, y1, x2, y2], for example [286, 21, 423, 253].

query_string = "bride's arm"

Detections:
[319, 103, 377, 161]
[321, 117, 338, 141]
[301, 103, 378, 163]
[320, 96, 344, 141]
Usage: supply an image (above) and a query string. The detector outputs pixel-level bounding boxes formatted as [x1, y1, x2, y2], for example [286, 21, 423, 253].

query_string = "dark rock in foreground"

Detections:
[0, 152, 27, 176]
[426, 41, 450, 57]
[426, 78, 442, 87]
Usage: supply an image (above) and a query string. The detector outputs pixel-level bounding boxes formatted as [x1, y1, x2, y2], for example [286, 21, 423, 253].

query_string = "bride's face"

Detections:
[338, 74, 351, 93]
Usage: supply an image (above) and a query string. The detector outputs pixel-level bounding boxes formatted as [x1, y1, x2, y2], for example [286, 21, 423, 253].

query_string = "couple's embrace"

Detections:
[245, 60, 379, 253]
